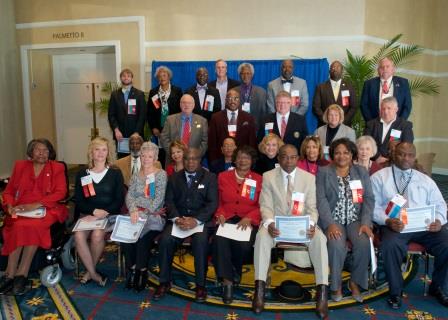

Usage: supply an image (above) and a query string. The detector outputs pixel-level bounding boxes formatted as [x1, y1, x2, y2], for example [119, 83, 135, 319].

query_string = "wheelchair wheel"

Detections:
[61, 236, 76, 270]
[41, 265, 62, 287]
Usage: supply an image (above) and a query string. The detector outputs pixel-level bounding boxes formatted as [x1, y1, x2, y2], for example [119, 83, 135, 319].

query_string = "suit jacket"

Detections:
[314, 124, 356, 146]
[360, 76, 412, 122]
[147, 85, 183, 132]
[312, 79, 357, 126]
[165, 168, 218, 226]
[208, 78, 240, 92]
[108, 86, 146, 139]
[160, 113, 208, 157]
[115, 155, 162, 186]
[316, 164, 374, 230]
[185, 85, 222, 121]
[259, 167, 318, 224]
[364, 117, 414, 158]
[208, 110, 257, 161]
[258, 112, 308, 151]
[266, 76, 309, 115]
[233, 84, 268, 130]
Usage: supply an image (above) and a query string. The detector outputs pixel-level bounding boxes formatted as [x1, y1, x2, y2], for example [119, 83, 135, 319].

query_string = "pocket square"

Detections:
[198, 184, 205, 189]
[242, 121, 249, 126]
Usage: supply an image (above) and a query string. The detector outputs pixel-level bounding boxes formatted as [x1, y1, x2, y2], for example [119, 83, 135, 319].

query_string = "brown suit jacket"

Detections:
[115, 155, 162, 186]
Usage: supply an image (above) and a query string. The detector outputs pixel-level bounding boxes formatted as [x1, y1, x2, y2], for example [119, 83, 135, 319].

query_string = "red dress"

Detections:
[1, 160, 68, 255]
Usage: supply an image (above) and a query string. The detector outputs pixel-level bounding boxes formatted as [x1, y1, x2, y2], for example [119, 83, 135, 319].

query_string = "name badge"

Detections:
[385, 194, 407, 219]
[145, 174, 155, 199]
[264, 122, 274, 136]
[241, 178, 257, 200]
[291, 90, 301, 107]
[341, 90, 350, 107]
[323, 146, 330, 161]
[151, 94, 160, 109]
[349, 180, 363, 204]
[291, 192, 305, 215]
[127, 98, 137, 115]
[242, 102, 250, 113]
[204, 95, 214, 111]
[81, 175, 96, 197]
[274, 163, 280, 168]
[228, 124, 237, 137]
[390, 129, 402, 141]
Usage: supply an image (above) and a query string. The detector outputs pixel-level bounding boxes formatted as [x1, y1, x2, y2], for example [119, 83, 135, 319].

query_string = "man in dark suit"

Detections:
[208, 59, 240, 108]
[208, 89, 257, 162]
[153, 148, 218, 303]
[186, 67, 221, 122]
[259, 91, 308, 151]
[108, 68, 146, 158]
[313, 60, 357, 126]
[360, 57, 412, 122]
[364, 96, 414, 164]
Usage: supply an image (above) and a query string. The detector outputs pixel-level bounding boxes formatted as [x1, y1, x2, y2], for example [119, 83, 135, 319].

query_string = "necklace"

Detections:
[234, 170, 247, 180]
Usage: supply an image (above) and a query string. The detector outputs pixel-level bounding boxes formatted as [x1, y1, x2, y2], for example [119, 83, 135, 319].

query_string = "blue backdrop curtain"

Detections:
[151, 59, 329, 133]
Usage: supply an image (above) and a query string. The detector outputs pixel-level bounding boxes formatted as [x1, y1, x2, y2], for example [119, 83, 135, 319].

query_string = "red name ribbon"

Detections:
[228, 125, 237, 138]
[291, 90, 300, 106]
[291, 192, 305, 216]
[349, 180, 363, 204]
[241, 178, 256, 201]
[152, 94, 161, 109]
[81, 175, 96, 198]
[204, 95, 214, 111]
[145, 174, 156, 199]
[385, 194, 407, 219]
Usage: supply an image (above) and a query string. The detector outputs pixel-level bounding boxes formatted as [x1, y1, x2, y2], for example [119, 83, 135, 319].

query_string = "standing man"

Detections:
[259, 91, 308, 151]
[160, 94, 208, 159]
[186, 67, 221, 122]
[252, 144, 329, 318]
[108, 68, 147, 158]
[360, 57, 412, 122]
[233, 62, 268, 130]
[371, 142, 448, 309]
[208, 59, 240, 108]
[267, 59, 309, 116]
[208, 89, 257, 162]
[313, 60, 357, 126]
[153, 148, 218, 303]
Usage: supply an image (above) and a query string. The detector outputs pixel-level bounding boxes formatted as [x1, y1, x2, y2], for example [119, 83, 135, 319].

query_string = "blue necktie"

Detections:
[187, 174, 195, 188]
[124, 90, 130, 103]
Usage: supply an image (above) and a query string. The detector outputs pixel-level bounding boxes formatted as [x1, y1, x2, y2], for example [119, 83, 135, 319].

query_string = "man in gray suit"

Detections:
[160, 94, 208, 158]
[267, 59, 309, 116]
[233, 62, 268, 130]
[252, 144, 329, 319]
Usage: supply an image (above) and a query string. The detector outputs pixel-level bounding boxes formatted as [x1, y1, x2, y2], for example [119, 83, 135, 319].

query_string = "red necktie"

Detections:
[382, 80, 389, 94]
[182, 119, 191, 146]
[281, 116, 287, 139]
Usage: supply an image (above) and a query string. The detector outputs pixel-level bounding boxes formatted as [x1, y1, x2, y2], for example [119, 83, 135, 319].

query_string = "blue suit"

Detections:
[360, 76, 412, 122]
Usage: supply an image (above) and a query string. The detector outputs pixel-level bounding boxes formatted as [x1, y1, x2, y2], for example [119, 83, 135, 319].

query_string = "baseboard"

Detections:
[432, 167, 448, 175]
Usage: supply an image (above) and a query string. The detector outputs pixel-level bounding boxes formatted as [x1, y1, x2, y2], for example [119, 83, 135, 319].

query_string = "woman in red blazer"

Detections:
[213, 145, 262, 304]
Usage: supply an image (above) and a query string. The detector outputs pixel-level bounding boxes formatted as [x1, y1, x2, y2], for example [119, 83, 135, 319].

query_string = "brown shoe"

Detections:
[315, 284, 329, 319]
[252, 280, 266, 314]
[195, 285, 207, 303]
[153, 282, 171, 301]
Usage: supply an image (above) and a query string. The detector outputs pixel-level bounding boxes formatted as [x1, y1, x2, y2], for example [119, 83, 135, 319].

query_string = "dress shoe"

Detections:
[429, 285, 448, 307]
[252, 280, 266, 314]
[134, 270, 148, 292]
[315, 284, 328, 319]
[153, 282, 171, 301]
[12, 276, 29, 296]
[330, 290, 342, 302]
[0, 276, 14, 295]
[222, 283, 233, 304]
[387, 295, 402, 309]
[125, 268, 136, 290]
[195, 285, 207, 303]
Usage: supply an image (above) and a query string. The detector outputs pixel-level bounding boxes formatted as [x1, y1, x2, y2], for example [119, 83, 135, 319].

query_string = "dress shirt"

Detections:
[180, 113, 192, 136]
[281, 78, 292, 92]
[131, 156, 141, 175]
[330, 79, 341, 100]
[371, 166, 447, 225]
[281, 167, 297, 192]
[380, 117, 397, 143]
[276, 111, 290, 132]
[226, 109, 239, 123]
[196, 84, 207, 108]
[87, 168, 109, 184]
[216, 78, 228, 108]
[379, 77, 394, 108]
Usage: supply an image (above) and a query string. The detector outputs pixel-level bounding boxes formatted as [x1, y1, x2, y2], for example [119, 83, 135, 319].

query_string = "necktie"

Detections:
[182, 118, 191, 146]
[131, 157, 138, 175]
[332, 83, 339, 101]
[280, 116, 287, 139]
[229, 112, 236, 125]
[187, 174, 195, 187]
[399, 171, 410, 208]
[382, 80, 389, 94]
[286, 174, 293, 210]
[124, 90, 130, 103]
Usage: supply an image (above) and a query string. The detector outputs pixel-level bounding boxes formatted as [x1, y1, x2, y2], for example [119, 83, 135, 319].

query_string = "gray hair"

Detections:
[381, 96, 398, 107]
[215, 59, 227, 67]
[140, 141, 159, 161]
[356, 135, 378, 157]
[154, 66, 173, 80]
[237, 62, 255, 75]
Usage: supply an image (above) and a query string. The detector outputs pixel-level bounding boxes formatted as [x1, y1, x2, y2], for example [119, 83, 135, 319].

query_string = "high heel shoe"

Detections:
[95, 272, 108, 287]
[348, 280, 363, 303]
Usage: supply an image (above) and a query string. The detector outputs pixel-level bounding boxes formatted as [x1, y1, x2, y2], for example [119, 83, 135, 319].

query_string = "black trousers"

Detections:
[381, 226, 448, 296]
[158, 223, 211, 287]
[121, 230, 160, 270]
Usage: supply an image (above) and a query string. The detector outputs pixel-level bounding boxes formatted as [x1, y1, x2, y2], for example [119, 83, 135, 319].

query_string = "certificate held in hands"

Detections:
[110, 215, 146, 243]
[16, 207, 46, 218]
[72, 217, 108, 232]
[401, 205, 436, 233]
[274, 216, 310, 243]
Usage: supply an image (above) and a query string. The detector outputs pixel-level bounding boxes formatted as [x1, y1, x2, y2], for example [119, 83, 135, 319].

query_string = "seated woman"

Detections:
[165, 140, 187, 176]
[314, 104, 356, 155]
[73, 137, 124, 286]
[354, 135, 382, 176]
[213, 146, 262, 304]
[297, 135, 330, 175]
[209, 136, 237, 174]
[316, 138, 374, 303]
[123, 142, 167, 292]
[0, 138, 68, 295]
[254, 133, 284, 174]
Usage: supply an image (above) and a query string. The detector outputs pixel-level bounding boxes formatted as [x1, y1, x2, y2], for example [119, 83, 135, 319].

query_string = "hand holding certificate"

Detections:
[15, 207, 46, 218]
[72, 216, 108, 232]
[401, 205, 436, 233]
[274, 216, 310, 243]
[110, 215, 146, 243]
[171, 223, 204, 239]
[216, 223, 251, 242]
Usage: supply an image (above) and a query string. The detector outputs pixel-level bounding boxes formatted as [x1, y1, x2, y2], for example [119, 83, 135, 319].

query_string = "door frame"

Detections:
[20, 40, 121, 143]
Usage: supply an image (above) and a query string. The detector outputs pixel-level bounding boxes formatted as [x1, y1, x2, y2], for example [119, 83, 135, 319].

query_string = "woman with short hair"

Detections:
[354, 135, 381, 175]
[314, 104, 356, 148]
[254, 133, 284, 174]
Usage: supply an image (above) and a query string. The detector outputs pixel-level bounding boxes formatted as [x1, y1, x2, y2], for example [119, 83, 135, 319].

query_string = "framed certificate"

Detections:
[110, 215, 146, 243]
[274, 216, 310, 243]
[117, 138, 130, 153]
[401, 205, 436, 233]
[72, 217, 108, 232]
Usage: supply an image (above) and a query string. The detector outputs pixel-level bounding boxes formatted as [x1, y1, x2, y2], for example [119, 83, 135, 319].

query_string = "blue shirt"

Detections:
[370, 165, 447, 225]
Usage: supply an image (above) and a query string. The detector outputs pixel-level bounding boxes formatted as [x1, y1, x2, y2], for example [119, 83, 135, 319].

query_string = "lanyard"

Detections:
[392, 166, 413, 196]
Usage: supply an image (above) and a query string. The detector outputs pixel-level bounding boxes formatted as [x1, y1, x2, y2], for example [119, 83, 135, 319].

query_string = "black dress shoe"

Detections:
[387, 295, 402, 309]
[195, 285, 207, 303]
[125, 269, 136, 290]
[315, 284, 329, 319]
[252, 280, 265, 314]
[134, 270, 148, 292]
[0, 276, 14, 295]
[153, 282, 171, 301]
[429, 285, 448, 307]
[222, 283, 233, 304]
[12, 276, 29, 296]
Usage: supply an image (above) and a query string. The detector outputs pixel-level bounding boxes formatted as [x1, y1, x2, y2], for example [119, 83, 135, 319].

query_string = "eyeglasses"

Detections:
[184, 156, 200, 161]
[225, 97, 240, 102]
[279, 155, 298, 160]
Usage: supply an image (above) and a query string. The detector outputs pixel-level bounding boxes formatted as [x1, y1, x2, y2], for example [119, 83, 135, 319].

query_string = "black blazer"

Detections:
[165, 168, 218, 226]
[108, 87, 146, 139]
[147, 85, 183, 131]
[364, 117, 414, 159]
[208, 78, 241, 91]
[185, 85, 222, 122]
[258, 112, 308, 151]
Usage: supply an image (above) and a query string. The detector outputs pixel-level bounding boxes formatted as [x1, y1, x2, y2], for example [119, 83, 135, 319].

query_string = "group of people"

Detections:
[0, 57, 446, 320]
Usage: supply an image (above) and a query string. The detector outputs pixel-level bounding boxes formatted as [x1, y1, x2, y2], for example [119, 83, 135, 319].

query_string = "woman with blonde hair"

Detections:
[314, 104, 356, 148]
[254, 133, 284, 174]
[73, 137, 124, 286]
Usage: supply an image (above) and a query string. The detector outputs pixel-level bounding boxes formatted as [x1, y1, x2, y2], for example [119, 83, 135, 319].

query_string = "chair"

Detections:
[406, 242, 431, 296]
